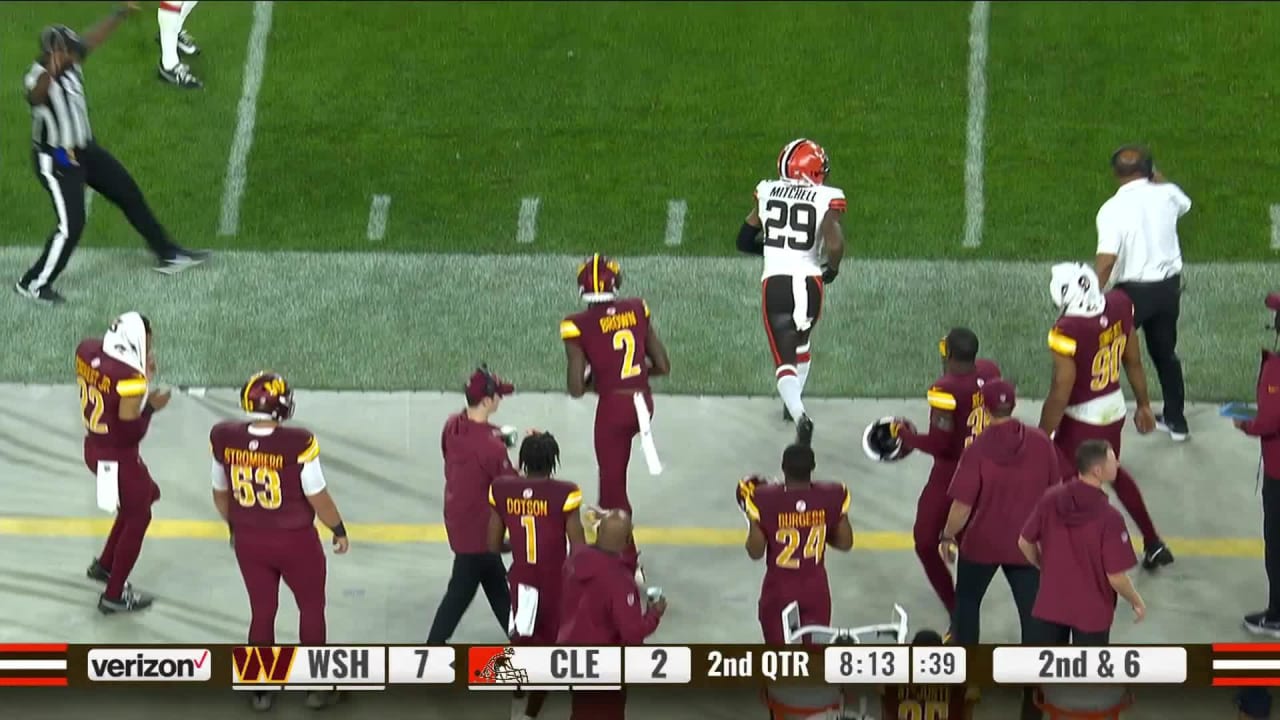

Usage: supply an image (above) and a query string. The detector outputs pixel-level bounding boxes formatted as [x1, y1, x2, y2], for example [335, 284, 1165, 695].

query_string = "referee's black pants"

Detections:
[1263, 477, 1280, 616]
[426, 552, 511, 644]
[20, 143, 181, 292]
[952, 557, 1039, 644]
[1117, 275, 1186, 427]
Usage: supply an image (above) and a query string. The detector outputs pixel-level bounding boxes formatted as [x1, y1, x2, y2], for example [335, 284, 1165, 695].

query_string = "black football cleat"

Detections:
[14, 282, 65, 305]
[795, 415, 814, 448]
[98, 588, 154, 615]
[86, 558, 110, 584]
[155, 30, 201, 56]
[158, 62, 204, 90]
[1141, 541, 1175, 570]
[305, 690, 343, 709]
[1244, 611, 1280, 638]
[250, 691, 274, 712]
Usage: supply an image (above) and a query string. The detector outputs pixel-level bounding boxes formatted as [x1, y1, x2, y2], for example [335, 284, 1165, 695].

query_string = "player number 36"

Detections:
[231, 464, 283, 510]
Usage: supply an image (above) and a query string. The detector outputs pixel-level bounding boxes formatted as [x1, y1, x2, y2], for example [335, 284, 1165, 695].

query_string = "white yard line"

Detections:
[664, 199, 687, 246]
[83, 188, 94, 221]
[217, 1, 275, 237]
[1270, 204, 1280, 250]
[367, 194, 391, 242]
[517, 196, 541, 244]
[963, 1, 991, 249]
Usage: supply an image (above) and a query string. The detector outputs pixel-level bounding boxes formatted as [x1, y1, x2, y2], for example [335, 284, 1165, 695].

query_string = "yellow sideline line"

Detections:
[0, 517, 1264, 558]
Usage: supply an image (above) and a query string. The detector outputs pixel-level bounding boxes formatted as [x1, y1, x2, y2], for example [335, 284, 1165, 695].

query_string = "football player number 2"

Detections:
[1090, 335, 1127, 392]
[775, 525, 826, 568]
[898, 700, 948, 720]
[521, 515, 538, 565]
[613, 329, 642, 379]
[77, 377, 109, 435]
[762, 200, 817, 251]
[231, 464, 283, 510]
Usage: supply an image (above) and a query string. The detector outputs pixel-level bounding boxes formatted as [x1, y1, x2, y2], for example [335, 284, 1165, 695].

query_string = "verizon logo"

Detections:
[87, 648, 212, 682]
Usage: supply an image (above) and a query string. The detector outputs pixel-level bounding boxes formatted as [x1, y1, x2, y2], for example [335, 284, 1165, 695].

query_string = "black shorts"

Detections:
[761, 274, 824, 368]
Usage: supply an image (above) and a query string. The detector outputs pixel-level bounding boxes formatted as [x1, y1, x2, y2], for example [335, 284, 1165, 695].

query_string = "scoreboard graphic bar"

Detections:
[0, 643, 68, 687]
[1211, 643, 1280, 687]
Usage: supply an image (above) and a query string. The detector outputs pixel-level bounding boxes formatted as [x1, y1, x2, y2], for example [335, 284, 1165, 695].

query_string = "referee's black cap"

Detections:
[40, 25, 85, 57]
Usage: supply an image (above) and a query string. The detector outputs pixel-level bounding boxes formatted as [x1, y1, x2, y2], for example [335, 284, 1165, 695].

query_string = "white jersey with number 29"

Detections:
[754, 179, 847, 280]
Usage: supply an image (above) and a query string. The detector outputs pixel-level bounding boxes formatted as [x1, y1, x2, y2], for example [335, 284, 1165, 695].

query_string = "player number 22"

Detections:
[899, 700, 948, 720]
[231, 465, 283, 510]
[520, 515, 538, 565]
[775, 525, 826, 568]
[77, 377, 109, 435]
[1089, 335, 1127, 392]
[613, 329, 643, 379]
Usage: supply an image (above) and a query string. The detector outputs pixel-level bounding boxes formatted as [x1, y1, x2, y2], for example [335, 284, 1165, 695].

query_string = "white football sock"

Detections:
[179, 0, 199, 28]
[797, 360, 811, 392]
[777, 372, 806, 421]
[158, 2, 182, 70]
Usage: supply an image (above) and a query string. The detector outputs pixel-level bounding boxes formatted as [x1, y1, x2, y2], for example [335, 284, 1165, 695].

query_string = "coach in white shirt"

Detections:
[1094, 145, 1191, 441]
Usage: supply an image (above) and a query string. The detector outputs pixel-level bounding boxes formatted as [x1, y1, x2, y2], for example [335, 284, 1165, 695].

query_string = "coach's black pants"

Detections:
[952, 557, 1039, 644]
[1264, 477, 1280, 615]
[426, 552, 510, 643]
[20, 143, 180, 291]
[1118, 275, 1186, 426]
[1028, 619, 1110, 645]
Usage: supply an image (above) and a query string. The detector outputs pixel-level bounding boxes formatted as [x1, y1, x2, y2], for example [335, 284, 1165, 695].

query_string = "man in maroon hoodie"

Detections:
[1019, 439, 1146, 644]
[943, 379, 1059, 646]
[559, 509, 666, 720]
[426, 365, 517, 644]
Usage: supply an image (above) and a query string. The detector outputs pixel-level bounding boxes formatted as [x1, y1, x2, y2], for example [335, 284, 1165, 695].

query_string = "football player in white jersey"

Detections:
[737, 138, 847, 447]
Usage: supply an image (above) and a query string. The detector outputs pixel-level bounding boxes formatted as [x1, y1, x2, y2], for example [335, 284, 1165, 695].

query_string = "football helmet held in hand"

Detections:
[861, 416, 916, 462]
[736, 474, 770, 514]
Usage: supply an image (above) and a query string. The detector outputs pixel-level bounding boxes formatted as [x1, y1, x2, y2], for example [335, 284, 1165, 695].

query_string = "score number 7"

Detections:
[415, 649, 430, 678]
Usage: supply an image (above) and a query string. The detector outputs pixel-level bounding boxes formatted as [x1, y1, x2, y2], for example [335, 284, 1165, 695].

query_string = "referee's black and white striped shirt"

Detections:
[24, 61, 92, 152]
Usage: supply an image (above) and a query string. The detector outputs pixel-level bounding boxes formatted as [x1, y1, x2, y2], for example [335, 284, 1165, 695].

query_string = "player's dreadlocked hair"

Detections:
[519, 431, 560, 476]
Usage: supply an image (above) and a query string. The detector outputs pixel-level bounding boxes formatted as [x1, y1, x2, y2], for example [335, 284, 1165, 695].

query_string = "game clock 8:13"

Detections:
[824, 647, 910, 684]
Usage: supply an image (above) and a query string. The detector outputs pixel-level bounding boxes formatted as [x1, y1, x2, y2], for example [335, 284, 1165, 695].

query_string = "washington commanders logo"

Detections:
[232, 647, 297, 683]
[469, 647, 529, 684]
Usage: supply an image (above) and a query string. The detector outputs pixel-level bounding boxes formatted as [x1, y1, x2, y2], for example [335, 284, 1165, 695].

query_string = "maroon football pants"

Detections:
[233, 525, 328, 645]
[88, 451, 160, 600]
[570, 689, 627, 720]
[759, 584, 831, 645]
[1055, 417, 1160, 543]
[913, 460, 957, 613]
[507, 572, 561, 646]
[594, 390, 653, 572]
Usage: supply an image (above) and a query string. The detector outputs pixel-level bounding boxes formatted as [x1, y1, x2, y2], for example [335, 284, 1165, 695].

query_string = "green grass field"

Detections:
[1, 2, 1277, 402]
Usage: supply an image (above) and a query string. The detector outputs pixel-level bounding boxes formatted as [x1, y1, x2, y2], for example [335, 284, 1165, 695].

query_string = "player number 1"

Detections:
[613, 329, 642, 379]
[651, 649, 668, 679]
[415, 649, 429, 678]
[521, 515, 538, 565]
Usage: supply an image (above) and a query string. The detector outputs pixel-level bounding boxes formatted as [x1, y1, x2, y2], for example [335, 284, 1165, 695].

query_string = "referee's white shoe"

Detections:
[154, 249, 211, 275]
[158, 62, 203, 90]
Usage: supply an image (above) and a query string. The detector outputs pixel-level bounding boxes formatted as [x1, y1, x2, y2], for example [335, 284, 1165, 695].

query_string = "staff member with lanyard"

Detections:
[1094, 145, 1191, 441]
[17, 4, 208, 306]
[1237, 293, 1280, 638]
[427, 365, 518, 643]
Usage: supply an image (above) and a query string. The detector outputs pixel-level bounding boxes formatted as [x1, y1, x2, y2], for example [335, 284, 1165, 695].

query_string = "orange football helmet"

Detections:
[241, 371, 295, 421]
[576, 253, 622, 302]
[777, 138, 829, 185]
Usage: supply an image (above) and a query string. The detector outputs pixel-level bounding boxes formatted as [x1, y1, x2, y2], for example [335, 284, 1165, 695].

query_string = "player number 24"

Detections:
[231, 465, 283, 510]
[77, 377, 109, 435]
[898, 700, 948, 720]
[1089, 335, 1127, 392]
[613, 329, 643, 380]
[774, 525, 826, 568]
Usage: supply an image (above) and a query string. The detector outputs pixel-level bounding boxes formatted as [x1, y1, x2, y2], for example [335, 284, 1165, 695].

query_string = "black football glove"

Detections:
[821, 265, 839, 284]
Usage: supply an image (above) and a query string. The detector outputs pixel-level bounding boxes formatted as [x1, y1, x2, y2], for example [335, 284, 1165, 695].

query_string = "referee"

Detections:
[1094, 145, 1191, 441]
[16, 4, 209, 306]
